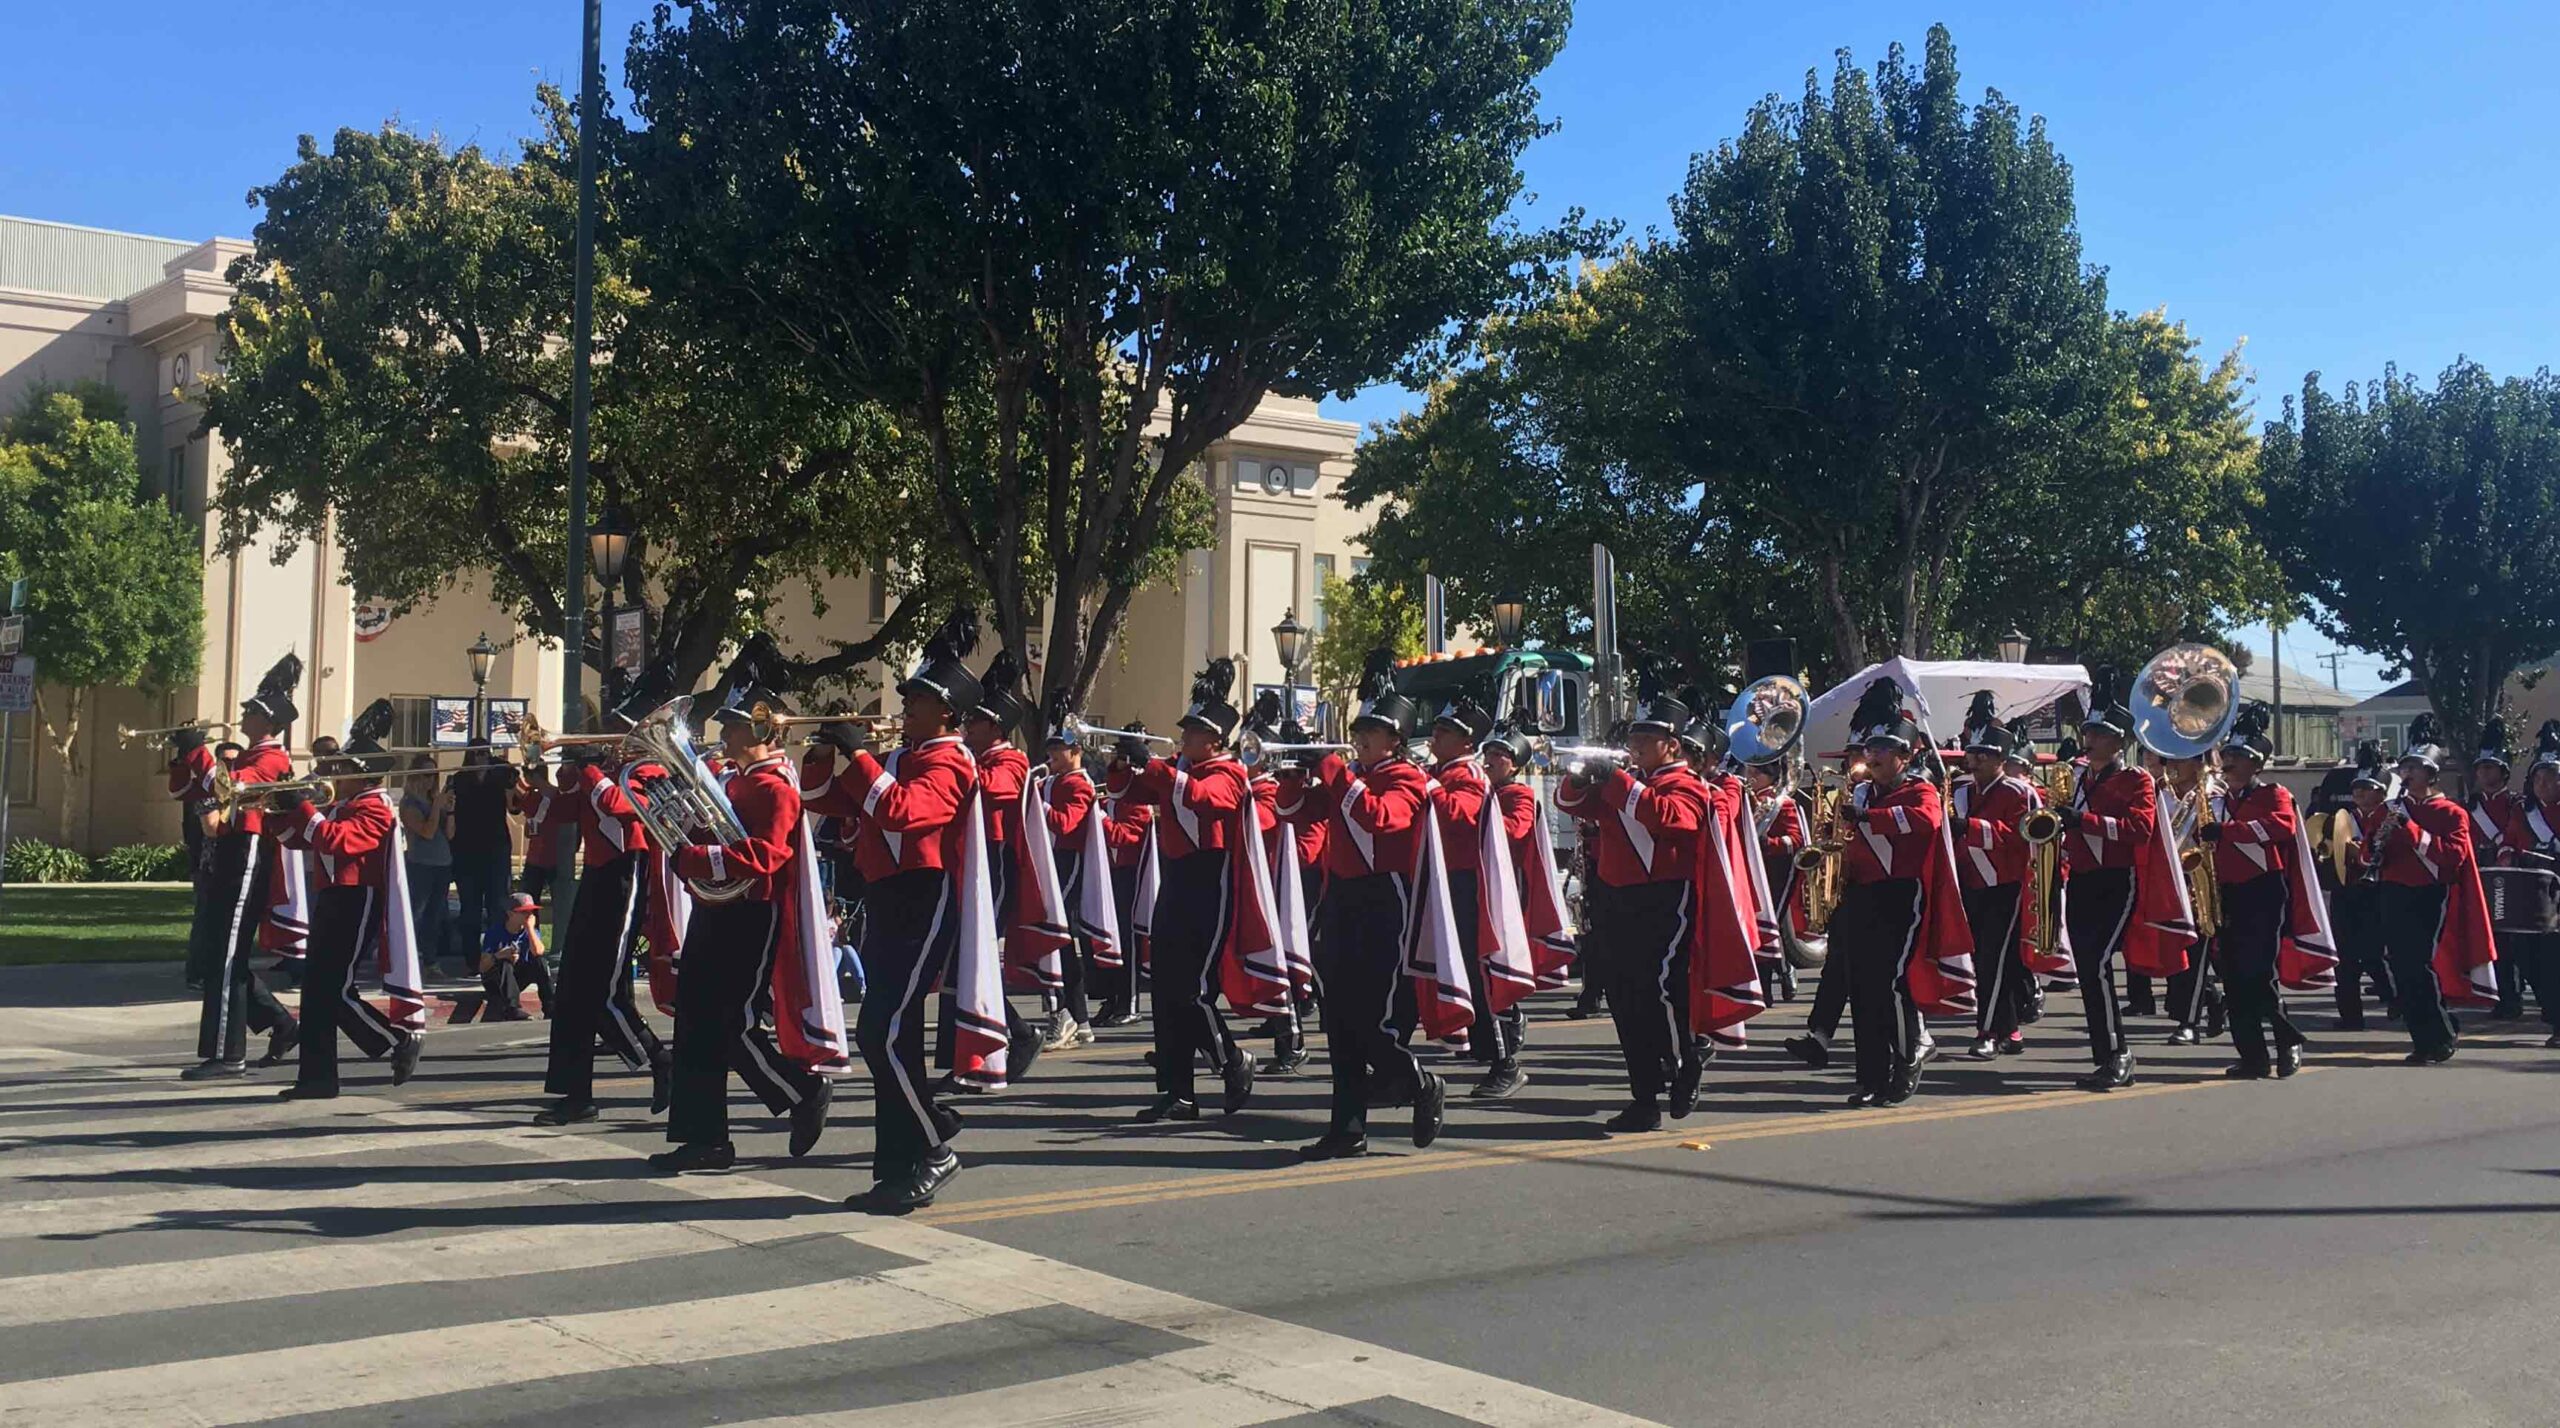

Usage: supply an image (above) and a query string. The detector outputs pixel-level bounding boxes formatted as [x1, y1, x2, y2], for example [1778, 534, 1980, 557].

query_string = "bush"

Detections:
[3, 838, 94, 884]
[97, 843, 191, 882]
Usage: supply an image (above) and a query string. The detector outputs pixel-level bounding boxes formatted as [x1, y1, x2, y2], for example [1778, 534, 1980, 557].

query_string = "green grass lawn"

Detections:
[0, 884, 194, 966]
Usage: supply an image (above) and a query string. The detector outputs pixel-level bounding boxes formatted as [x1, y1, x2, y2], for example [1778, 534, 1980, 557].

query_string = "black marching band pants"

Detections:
[1148, 848, 1237, 1100]
[195, 832, 294, 1063]
[1451, 867, 1521, 1067]
[2064, 866, 2136, 1063]
[1054, 850, 1093, 1025]
[2330, 883, 2395, 1023]
[1835, 877, 1923, 1094]
[2215, 872, 2301, 1064]
[1964, 882, 2029, 1040]
[855, 868, 958, 1183]
[1599, 877, 1695, 1105]
[2380, 882, 2458, 1059]
[544, 856, 664, 1103]
[296, 884, 407, 1094]
[1313, 870, 1422, 1138]
[1104, 861, 1144, 1014]
[668, 898, 822, 1147]
[2512, 931, 2560, 1032]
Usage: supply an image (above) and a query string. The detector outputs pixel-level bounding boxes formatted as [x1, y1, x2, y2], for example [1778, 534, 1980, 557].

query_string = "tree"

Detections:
[619, 0, 1581, 735]
[1307, 574, 1425, 717]
[0, 386, 206, 838]
[202, 95, 960, 704]
[2256, 360, 2560, 759]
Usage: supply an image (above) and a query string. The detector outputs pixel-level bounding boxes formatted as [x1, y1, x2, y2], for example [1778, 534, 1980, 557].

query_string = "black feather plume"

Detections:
[923, 607, 978, 665]
[348, 698, 395, 746]
[1355, 648, 1396, 703]
[2355, 738, 2384, 774]
[2480, 716, 2510, 757]
[1195, 655, 1238, 705]
[2231, 700, 2271, 740]
[1849, 678, 1902, 734]
[2407, 712, 2442, 749]
[1676, 684, 1706, 716]
[983, 649, 1022, 696]
[2538, 720, 2560, 759]
[1247, 688, 1285, 733]
[254, 653, 303, 704]
[1042, 688, 1073, 730]
[1966, 690, 1996, 724]
[1632, 654, 1663, 704]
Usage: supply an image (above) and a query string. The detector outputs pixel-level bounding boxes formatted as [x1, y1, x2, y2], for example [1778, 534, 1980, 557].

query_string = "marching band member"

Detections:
[1952, 706, 2034, 1060]
[652, 687, 840, 1172]
[2052, 677, 2188, 1091]
[1556, 680, 1709, 1132]
[2467, 720, 2528, 1019]
[2372, 717, 2499, 1064]
[1038, 711, 1102, 1048]
[1480, 721, 1575, 1092]
[534, 733, 671, 1127]
[272, 708, 424, 1099]
[1263, 707, 1327, 1075]
[2197, 703, 2331, 1079]
[2509, 723, 2560, 1049]
[1239, 693, 1315, 1076]
[186, 654, 303, 1081]
[952, 650, 1049, 1086]
[2156, 752, 2228, 1045]
[1748, 761, 1806, 1006]
[833, 614, 986, 1211]
[1829, 686, 1972, 1106]
[1685, 708, 1780, 1060]
[1425, 696, 1526, 1097]
[1122, 658, 1268, 1125]
[1283, 652, 1441, 1158]
[1784, 752, 1869, 1073]
[2330, 744, 2398, 1028]
[1097, 726, 1156, 1027]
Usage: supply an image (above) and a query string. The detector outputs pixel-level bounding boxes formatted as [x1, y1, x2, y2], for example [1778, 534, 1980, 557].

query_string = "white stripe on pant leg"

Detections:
[886, 879, 953, 1153]
[1651, 883, 1692, 1075]
[1380, 874, 1423, 1083]
[339, 887, 398, 1052]
[2426, 892, 2458, 1044]
[1976, 890, 2017, 1037]
[738, 903, 802, 1107]
[1888, 884, 1925, 1062]
[2099, 883, 2136, 1055]
[213, 841, 264, 1056]
[1196, 852, 1233, 1065]
[600, 866, 651, 1069]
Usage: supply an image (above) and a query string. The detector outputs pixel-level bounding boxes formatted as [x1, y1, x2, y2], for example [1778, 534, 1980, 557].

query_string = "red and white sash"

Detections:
[1401, 782, 1476, 1050]
[363, 788, 427, 1032]
[1070, 772, 1124, 970]
[261, 847, 310, 957]
[1008, 775, 1072, 991]
[774, 797, 850, 1072]
[947, 785, 1011, 1091]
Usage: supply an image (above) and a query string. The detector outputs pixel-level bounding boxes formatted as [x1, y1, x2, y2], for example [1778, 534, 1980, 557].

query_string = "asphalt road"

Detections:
[2, 961, 2555, 1427]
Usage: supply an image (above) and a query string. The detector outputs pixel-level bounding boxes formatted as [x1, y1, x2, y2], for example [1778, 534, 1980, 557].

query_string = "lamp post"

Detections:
[589, 509, 632, 716]
[1490, 588, 1525, 649]
[1999, 628, 2028, 665]
[1272, 609, 1308, 733]
[467, 632, 497, 741]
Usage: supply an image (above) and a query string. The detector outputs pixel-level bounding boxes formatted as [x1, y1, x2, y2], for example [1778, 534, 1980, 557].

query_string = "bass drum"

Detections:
[2480, 865, 2560, 934]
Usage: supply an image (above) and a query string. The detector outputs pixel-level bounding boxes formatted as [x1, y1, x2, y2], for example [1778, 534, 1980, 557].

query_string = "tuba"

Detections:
[617, 696, 756, 904]
[2130, 643, 2241, 761]
[1726, 675, 1806, 767]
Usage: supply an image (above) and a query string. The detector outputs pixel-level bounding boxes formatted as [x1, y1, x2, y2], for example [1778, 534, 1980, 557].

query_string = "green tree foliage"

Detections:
[0, 386, 205, 800]
[1308, 574, 1425, 716]
[2257, 360, 2560, 758]
[1349, 27, 2276, 683]
[620, 0, 1581, 731]
[202, 94, 961, 701]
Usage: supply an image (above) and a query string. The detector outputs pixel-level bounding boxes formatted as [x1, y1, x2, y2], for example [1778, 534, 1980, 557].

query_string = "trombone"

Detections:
[210, 772, 339, 810]
[119, 720, 229, 748]
[1535, 743, 1626, 778]
[1063, 715, 1176, 748]
[747, 703, 902, 743]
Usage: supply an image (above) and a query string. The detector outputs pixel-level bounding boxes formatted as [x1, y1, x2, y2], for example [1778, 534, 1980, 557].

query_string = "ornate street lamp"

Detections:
[1490, 589, 1526, 649]
[1999, 629, 2029, 665]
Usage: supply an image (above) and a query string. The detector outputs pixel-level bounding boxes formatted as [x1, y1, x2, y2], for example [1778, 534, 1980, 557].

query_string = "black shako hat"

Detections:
[897, 610, 984, 717]
[2221, 700, 2274, 763]
[242, 652, 303, 729]
[1179, 657, 1245, 743]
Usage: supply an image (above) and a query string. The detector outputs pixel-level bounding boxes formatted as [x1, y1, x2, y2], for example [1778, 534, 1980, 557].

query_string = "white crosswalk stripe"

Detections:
[0, 1050, 1665, 1428]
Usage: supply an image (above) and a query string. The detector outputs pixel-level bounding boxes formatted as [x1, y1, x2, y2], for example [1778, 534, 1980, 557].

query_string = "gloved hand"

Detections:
[813, 721, 866, 757]
[272, 788, 314, 814]
[2054, 804, 2083, 831]
[170, 725, 209, 754]
[2196, 823, 2222, 843]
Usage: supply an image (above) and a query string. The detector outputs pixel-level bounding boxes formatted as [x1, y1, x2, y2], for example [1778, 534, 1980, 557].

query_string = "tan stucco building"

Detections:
[0, 214, 1371, 856]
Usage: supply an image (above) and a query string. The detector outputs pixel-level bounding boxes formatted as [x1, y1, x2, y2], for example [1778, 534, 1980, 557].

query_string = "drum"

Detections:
[2480, 865, 2560, 934]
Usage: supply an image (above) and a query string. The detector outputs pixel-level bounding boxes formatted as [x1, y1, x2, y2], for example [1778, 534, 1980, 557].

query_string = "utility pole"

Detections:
[2319, 651, 2350, 689]
[555, 0, 603, 940]
[2271, 623, 2284, 757]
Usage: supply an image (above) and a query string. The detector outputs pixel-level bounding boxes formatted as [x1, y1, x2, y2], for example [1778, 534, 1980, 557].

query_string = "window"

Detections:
[165, 446, 187, 512]
[1349, 556, 1372, 578]
[867, 567, 888, 623]
[1311, 554, 1334, 634]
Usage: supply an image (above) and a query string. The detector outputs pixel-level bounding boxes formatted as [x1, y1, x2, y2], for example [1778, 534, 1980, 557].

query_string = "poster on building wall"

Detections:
[430, 698, 475, 747]
[1251, 684, 1322, 729]
[485, 699, 528, 748]
[353, 599, 394, 643]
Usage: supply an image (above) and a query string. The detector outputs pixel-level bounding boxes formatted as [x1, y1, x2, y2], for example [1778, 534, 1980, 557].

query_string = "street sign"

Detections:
[6, 578, 25, 613]
[0, 615, 21, 656]
[0, 655, 34, 714]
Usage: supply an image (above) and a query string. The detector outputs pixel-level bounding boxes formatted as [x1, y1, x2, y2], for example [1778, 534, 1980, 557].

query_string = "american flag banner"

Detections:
[430, 697, 475, 746]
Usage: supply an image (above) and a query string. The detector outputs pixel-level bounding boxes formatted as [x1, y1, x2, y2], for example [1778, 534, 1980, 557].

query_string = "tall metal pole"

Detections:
[567, 0, 600, 738]
[2271, 621, 2285, 759]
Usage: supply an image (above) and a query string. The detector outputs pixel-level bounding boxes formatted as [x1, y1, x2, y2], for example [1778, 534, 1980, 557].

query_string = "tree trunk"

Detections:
[1821, 547, 1866, 671]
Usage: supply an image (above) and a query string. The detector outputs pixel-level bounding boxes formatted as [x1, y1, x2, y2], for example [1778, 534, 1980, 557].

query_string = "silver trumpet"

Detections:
[618, 695, 756, 903]
[1536, 743, 1626, 778]
[1062, 714, 1175, 748]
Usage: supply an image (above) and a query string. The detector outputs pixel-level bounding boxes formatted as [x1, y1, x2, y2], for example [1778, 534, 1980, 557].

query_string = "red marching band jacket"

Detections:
[1126, 752, 1285, 1016]
[1842, 771, 1976, 1017]
[1098, 765, 1154, 968]
[273, 784, 427, 1030]
[1280, 752, 1484, 1044]
[216, 739, 312, 957]
[2377, 790, 2500, 1007]
[666, 753, 848, 1072]
[2209, 779, 2338, 990]
[2069, 760, 2196, 978]
[1250, 770, 1317, 1006]
[1951, 771, 2030, 978]
[1044, 767, 1126, 974]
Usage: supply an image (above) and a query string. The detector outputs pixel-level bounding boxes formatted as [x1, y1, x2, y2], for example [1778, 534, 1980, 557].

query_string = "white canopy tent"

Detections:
[1800, 657, 2093, 755]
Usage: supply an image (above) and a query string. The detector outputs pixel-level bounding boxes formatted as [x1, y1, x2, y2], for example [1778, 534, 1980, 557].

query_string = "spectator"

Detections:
[447, 742, 519, 963]
[515, 761, 564, 907]
[399, 756, 457, 974]
[457, 892, 552, 1021]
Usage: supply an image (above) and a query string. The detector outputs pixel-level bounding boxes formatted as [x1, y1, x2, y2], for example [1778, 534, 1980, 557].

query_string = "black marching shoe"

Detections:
[1009, 1032, 1044, 1084]
[1268, 1044, 1309, 1076]
[2544, 1031, 2560, 1050]
[1996, 1036, 2028, 1056]
[1471, 1062, 1527, 1099]
[1095, 1004, 1141, 1029]
[1136, 1094, 1199, 1123]
[649, 1141, 736, 1173]
[1221, 1048, 1258, 1115]
[276, 1083, 337, 1100]
[181, 1058, 247, 1082]
[256, 1022, 300, 1067]
[860, 1151, 961, 1213]
[2023, 988, 2047, 1024]
[1668, 1058, 1704, 1120]
[1604, 1101, 1662, 1133]
[789, 1078, 833, 1158]
[533, 1098, 599, 1126]
[2222, 1059, 2271, 1080]
[1967, 1037, 1999, 1061]
[1845, 1088, 1882, 1107]
[2166, 1025, 2201, 1047]
[2075, 1053, 2136, 1091]
[1298, 1131, 1368, 1162]
[389, 1036, 422, 1087]
[1411, 1070, 1447, 1149]
[2202, 997, 2228, 1041]
[2275, 1043, 2303, 1079]
[1783, 1034, 1831, 1070]
[1882, 1057, 1922, 1104]
[650, 1056, 673, 1116]
[935, 1073, 994, 1097]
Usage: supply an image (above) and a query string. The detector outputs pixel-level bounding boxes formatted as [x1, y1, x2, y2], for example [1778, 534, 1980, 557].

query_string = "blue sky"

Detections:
[10, 1, 2553, 697]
